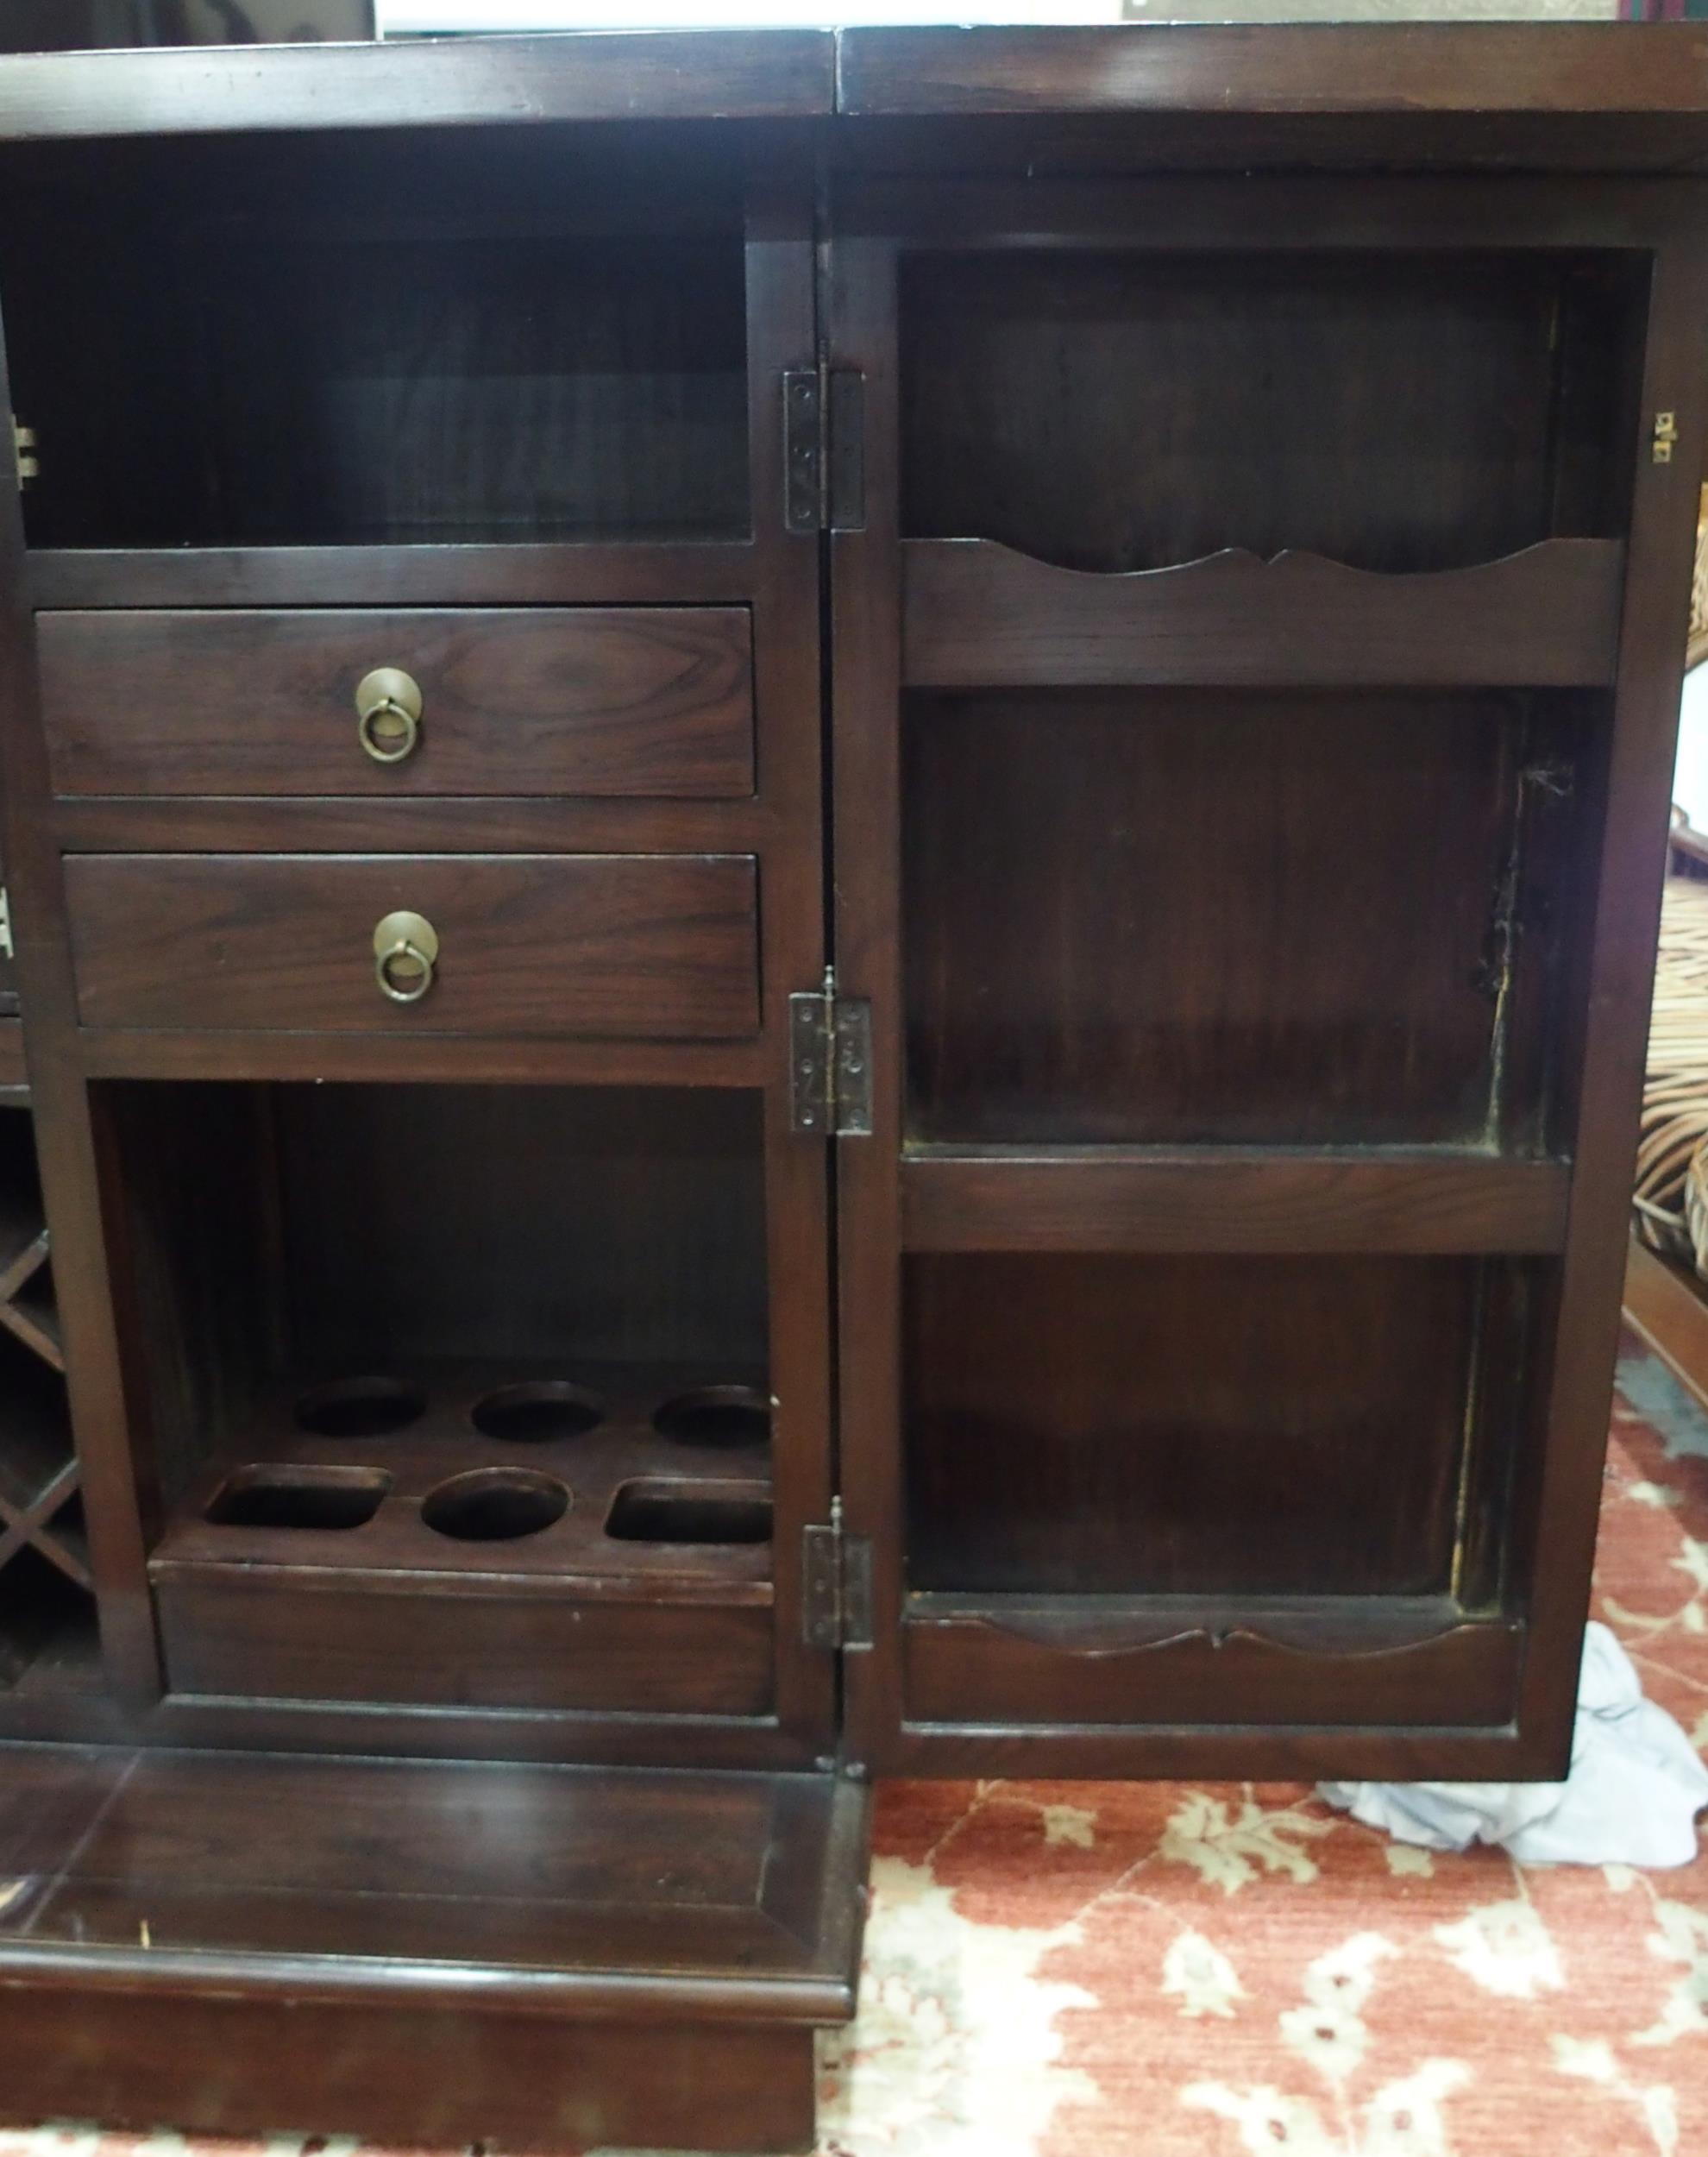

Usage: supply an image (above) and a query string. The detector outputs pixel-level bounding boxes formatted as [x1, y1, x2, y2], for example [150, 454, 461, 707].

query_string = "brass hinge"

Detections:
[0, 888, 15, 962]
[1654, 411, 1680, 466]
[802, 1499, 874, 1652]
[782, 366, 866, 535]
[788, 968, 872, 1137]
[10, 418, 36, 489]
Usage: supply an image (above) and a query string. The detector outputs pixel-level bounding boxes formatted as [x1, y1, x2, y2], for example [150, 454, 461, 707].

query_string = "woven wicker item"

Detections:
[1636, 865, 1708, 1272]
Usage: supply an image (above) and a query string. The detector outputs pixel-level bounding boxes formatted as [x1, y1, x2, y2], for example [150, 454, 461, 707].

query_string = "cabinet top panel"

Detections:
[1, 24, 1707, 165]
[0, 28, 837, 138]
[837, 23, 1708, 120]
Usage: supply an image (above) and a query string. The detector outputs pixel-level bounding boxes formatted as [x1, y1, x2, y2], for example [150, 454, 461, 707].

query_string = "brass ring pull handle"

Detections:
[355, 668, 424, 764]
[373, 910, 440, 1004]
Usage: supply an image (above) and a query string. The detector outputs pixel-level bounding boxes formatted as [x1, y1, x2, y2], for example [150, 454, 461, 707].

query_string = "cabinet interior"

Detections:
[0, 128, 751, 550]
[901, 248, 1646, 572]
[904, 686, 1600, 1150]
[103, 1080, 772, 1566]
[904, 1250, 1544, 1609]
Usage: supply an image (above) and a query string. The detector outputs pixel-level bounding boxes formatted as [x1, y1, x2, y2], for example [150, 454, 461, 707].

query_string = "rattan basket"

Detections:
[1636, 862, 1708, 1273]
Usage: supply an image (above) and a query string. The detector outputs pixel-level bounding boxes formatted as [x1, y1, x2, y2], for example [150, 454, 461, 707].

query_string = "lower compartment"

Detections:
[150, 1360, 777, 1714]
[156, 1576, 775, 1715]
[0, 1744, 867, 2154]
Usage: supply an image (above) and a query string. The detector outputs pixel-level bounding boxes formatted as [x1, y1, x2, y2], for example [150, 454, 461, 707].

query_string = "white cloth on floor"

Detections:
[1317, 1622, 1708, 1869]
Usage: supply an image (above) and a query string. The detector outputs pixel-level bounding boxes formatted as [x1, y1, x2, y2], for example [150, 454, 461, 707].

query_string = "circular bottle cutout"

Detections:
[294, 1376, 427, 1439]
[470, 1380, 604, 1444]
[651, 1385, 772, 1449]
[420, 1468, 570, 1543]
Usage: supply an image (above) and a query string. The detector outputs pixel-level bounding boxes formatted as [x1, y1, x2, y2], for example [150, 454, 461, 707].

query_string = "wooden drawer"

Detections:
[156, 1575, 775, 1717]
[38, 607, 756, 800]
[65, 853, 759, 1036]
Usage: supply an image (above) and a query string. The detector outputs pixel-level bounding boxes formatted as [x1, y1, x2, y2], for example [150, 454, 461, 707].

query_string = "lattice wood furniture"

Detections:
[0, 25, 1704, 2154]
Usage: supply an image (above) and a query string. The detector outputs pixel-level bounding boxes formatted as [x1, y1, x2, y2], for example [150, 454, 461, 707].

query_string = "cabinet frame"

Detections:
[826, 173, 1708, 1777]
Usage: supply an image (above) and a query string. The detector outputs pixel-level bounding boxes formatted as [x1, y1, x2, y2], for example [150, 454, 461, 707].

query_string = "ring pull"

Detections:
[355, 668, 423, 765]
[373, 910, 440, 1004]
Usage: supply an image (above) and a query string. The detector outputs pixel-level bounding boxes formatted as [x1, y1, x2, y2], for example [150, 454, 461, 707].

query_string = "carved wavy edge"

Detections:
[905, 531, 1623, 590]
[932, 1607, 1521, 1663]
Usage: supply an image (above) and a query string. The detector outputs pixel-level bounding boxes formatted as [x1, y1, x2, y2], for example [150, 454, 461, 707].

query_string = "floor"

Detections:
[0, 1340, 1703, 2157]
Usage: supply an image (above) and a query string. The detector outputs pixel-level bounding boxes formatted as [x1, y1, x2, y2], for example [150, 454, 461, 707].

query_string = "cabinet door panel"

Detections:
[827, 179, 1703, 1777]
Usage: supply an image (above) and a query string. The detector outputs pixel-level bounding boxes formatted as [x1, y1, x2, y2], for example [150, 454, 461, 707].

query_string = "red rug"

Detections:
[820, 1336, 1708, 2157]
[0, 1343, 1701, 2157]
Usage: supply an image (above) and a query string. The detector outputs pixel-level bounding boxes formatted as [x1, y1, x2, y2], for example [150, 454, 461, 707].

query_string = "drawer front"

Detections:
[155, 1576, 773, 1717]
[66, 854, 759, 1037]
[39, 607, 756, 800]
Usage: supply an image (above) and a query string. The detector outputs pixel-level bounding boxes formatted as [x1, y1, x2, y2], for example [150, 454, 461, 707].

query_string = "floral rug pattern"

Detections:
[0, 1342, 1703, 2157]
[816, 1335, 1708, 2157]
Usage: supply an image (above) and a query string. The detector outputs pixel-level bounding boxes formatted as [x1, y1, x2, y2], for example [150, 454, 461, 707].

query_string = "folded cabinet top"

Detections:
[4, 23, 1708, 167]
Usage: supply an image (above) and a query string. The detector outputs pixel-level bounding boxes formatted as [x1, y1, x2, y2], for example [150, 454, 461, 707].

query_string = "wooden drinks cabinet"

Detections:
[0, 22, 1701, 2153]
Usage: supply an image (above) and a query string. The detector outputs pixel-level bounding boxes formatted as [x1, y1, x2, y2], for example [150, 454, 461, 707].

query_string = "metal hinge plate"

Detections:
[782, 368, 865, 534]
[1655, 410, 1680, 465]
[10, 419, 36, 490]
[0, 889, 13, 962]
[789, 972, 872, 1137]
[802, 1501, 874, 1652]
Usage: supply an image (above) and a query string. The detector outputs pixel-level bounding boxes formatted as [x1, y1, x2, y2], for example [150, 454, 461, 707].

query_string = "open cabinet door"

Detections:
[827, 175, 1708, 1780]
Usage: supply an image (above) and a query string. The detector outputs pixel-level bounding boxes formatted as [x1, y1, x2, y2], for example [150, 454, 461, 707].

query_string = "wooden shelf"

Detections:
[902, 537, 1624, 689]
[27, 540, 758, 613]
[0, 1743, 867, 2155]
[901, 1146, 1570, 1255]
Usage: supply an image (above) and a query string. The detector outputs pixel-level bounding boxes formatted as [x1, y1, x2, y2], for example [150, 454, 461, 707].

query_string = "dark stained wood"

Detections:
[903, 1607, 1523, 1732]
[52, 795, 770, 858]
[901, 244, 1641, 579]
[901, 1148, 1570, 1255]
[836, 23, 1708, 123]
[64, 853, 760, 1038]
[0, 1744, 865, 2010]
[739, 156, 838, 1762]
[0, 1989, 819, 2154]
[76, 1029, 770, 1089]
[26, 540, 757, 611]
[901, 1250, 1518, 1600]
[1516, 232, 1708, 1764]
[903, 538, 1625, 691]
[40, 607, 757, 800]
[902, 688, 1579, 1150]
[0, 1744, 867, 2150]
[0, 34, 1705, 2148]
[157, 1582, 775, 1715]
[0, 31, 837, 137]
[0, 258, 161, 1701]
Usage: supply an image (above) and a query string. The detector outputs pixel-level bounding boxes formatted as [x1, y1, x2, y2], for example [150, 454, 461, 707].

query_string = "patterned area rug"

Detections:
[816, 1335, 1708, 2157]
[0, 1341, 1703, 2157]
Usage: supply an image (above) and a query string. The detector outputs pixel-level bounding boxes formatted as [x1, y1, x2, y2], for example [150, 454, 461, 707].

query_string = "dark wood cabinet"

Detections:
[0, 24, 1702, 2154]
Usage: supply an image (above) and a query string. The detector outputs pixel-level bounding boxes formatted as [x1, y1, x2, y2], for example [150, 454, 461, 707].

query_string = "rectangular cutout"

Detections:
[606, 1481, 774, 1545]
